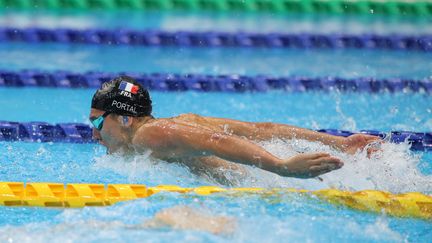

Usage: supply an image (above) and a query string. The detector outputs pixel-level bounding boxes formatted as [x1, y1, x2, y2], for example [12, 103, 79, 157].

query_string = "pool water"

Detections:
[1, 88, 431, 242]
[0, 8, 431, 243]
[1, 192, 429, 242]
[0, 43, 431, 79]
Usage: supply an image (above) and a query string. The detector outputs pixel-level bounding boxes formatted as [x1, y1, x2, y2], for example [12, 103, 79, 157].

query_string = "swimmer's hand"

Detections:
[275, 152, 343, 178]
[342, 134, 382, 157]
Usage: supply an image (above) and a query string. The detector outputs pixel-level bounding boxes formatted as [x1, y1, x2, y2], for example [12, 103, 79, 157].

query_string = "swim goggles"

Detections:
[90, 111, 111, 131]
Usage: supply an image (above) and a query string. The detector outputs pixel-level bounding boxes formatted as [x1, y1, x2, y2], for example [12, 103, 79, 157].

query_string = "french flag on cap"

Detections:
[119, 81, 139, 94]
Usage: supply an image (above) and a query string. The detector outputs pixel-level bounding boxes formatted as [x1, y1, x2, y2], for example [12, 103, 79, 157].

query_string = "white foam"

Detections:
[92, 151, 203, 185]
[346, 216, 406, 242]
[255, 139, 432, 193]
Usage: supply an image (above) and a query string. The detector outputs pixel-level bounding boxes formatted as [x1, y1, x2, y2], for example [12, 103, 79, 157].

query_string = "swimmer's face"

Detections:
[89, 108, 126, 153]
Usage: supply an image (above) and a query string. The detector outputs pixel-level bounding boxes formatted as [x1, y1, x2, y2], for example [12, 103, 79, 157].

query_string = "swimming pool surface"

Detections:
[0, 43, 431, 79]
[0, 8, 431, 243]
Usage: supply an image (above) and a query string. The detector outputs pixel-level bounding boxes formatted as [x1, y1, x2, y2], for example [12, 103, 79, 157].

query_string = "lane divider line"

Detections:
[0, 121, 430, 151]
[0, 27, 431, 51]
[0, 70, 431, 93]
[0, 182, 431, 219]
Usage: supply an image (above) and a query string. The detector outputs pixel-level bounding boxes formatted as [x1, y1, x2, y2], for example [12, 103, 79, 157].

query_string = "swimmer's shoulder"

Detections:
[131, 117, 178, 148]
[175, 113, 203, 120]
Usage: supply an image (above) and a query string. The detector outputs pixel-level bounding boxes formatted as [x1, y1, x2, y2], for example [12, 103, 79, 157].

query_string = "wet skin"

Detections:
[90, 109, 380, 179]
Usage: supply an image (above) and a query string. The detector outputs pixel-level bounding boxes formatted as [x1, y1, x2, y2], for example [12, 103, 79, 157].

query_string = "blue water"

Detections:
[1, 10, 431, 35]
[0, 44, 431, 79]
[0, 193, 431, 242]
[0, 9, 431, 243]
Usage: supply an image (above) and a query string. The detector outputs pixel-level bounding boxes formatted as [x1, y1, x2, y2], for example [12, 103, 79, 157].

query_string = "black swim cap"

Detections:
[91, 76, 152, 117]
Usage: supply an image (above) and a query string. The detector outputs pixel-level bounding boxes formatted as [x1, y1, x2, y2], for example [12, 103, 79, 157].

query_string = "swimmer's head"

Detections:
[91, 76, 152, 117]
[90, 76, 152, 153]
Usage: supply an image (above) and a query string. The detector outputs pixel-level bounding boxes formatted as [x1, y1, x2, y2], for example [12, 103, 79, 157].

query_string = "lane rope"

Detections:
[0, 121, 430, 151]
[1, 27, 431, 51]
[1, 0, 432, 17]
[0, 182, 431, 219]
[1, 70, 431, 93]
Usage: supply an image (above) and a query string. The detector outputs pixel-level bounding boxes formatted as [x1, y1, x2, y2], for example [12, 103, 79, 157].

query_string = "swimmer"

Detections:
[89, 76, 380, 179]
[42, 205, 236, 235]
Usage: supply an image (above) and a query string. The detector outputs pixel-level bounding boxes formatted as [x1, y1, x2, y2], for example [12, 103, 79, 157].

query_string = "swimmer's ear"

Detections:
[118, 116, 132, 127]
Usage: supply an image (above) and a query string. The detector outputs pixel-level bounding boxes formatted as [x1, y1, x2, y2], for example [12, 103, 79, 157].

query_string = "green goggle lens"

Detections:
[90, 112, 110, 131]
[91, 116, 105, 130]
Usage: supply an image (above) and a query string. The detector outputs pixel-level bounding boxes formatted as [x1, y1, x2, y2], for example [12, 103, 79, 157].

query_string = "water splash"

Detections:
[257, 139, 432, 193]
[92, 152, 204, 186]
[333, 91, 357, 131]
[91, 139, 431, 194]
[362, 216, 406, 242]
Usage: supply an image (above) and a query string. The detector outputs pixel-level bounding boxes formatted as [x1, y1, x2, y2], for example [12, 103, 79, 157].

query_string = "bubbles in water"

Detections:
[425, 119, 432, 130]
[36, 147, 47, 157]
[390, 106, 399, 115]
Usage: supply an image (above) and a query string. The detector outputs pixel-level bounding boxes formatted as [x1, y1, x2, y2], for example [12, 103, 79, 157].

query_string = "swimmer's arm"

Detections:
[133, 121, 344, 178]
[181, 156, 248, 186]
[183, 156, 246, 174]
[133, 120, 282, 171]
[199, 116, 380, 153]
[198, 116, 347, 148]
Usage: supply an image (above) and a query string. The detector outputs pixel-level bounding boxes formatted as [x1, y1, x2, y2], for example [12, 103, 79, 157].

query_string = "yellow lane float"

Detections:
[0, 182, 430, 220]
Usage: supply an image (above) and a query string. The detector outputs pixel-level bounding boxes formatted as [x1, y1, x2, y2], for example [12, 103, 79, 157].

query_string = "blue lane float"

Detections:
[0, 27, 431, 51]
[0, 121, 430, 151]
[0, 122, 93, 143]
[0, 70, 431, 93]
